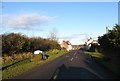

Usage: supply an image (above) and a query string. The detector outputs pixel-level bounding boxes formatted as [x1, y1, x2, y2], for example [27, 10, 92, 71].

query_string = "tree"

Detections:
[48, 28, 58, 42]
[98, 24, 120, 59]
[2, 32, 61, 55]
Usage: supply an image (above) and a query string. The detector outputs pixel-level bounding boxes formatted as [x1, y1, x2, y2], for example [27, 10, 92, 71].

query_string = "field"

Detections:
[2, 49, 68, 79]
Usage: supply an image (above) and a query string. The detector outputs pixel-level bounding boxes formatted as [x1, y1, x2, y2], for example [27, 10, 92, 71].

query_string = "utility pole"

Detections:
[106, 27, 109, 34]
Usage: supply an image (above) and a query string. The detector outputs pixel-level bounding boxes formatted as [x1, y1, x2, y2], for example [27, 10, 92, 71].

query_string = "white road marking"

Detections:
[70, 57, 73, 61]
[66, 55, 69, 57]
[74, 52, 77, 56]
[53, 75, 57, 79]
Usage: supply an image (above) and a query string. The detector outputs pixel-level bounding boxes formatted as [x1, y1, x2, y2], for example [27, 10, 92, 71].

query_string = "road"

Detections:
[13, 50, 118, 80]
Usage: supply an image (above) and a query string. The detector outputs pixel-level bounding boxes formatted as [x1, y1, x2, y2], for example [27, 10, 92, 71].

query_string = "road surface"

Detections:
[13, 50, 118, 80]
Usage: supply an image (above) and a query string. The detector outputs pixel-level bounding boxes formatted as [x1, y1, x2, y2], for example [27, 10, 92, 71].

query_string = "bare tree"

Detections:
[48, 28, 58, 41]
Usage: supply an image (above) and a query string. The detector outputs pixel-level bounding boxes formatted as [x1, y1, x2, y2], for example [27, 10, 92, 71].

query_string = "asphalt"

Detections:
[12, 50, 118, 80]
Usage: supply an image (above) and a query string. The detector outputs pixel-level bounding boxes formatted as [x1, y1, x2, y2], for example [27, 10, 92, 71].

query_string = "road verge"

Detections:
[84, 51, 120, 77]
[2, 49, 68, 79]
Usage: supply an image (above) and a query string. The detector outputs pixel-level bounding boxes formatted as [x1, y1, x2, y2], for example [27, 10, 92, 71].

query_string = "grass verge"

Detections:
[84, 51, 102, 58]
[2, 50, 68, 79]
[84, 51, 120, 76]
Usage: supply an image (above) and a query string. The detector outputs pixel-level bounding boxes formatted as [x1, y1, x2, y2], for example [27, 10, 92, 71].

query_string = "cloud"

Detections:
[58, 33, 90, 45]
[4, 13, 53, 29]
[59, 33, 88, 40]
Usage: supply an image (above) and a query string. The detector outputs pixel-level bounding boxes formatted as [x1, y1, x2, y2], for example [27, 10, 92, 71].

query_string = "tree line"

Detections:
[98, 24, 120, 64]
[2, 33, 61, 56]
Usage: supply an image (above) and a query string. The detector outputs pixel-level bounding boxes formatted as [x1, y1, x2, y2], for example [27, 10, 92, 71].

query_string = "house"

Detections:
[84, 37, 99, 50]
[60, 40, 73, 51]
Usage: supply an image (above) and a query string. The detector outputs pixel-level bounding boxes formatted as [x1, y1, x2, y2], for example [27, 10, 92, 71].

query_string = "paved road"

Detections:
[13, 50, 118, 80]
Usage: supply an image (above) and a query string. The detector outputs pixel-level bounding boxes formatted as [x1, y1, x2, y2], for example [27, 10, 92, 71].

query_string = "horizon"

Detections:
[1, 2, 118, 45]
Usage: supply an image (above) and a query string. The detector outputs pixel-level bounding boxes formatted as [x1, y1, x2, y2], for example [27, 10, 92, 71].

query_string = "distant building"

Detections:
[60, 40, 73, 51]
[84, 37, 99, 50]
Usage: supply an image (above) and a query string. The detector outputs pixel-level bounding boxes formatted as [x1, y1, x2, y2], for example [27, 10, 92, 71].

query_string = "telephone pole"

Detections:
[106, 27, 109, 34]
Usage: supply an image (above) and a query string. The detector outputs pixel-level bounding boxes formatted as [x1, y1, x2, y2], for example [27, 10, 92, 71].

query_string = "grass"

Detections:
[84, 51, 102, 58]
[2, 53, 32, 68]
[84, 51, 120, 76]
[2, 49, 68, 79]
[2, 58, 31, 70]
[96, 58, 120, 76]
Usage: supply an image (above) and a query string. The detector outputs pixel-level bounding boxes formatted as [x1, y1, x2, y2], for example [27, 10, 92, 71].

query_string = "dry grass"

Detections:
[2, 52, 32, 65]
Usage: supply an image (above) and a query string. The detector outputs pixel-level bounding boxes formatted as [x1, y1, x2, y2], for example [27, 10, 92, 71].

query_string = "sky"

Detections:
[1, 2, 118, 45]
[2, 0, 120, 2]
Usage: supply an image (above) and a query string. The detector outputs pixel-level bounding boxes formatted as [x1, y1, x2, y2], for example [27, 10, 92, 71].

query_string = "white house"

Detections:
[60, 40, 73, 51]
[85, 37, 99, 50]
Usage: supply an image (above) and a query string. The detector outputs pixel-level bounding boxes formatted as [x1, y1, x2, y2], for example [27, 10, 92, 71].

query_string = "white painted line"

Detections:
[70, 57, 73, 61]
[53, 75, 57, 79]
[66, 55, 69, 57]
[74, 52, 77, 56]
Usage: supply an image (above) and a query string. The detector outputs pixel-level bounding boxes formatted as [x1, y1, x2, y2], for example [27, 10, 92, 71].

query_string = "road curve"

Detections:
[12, 50, 118, 80]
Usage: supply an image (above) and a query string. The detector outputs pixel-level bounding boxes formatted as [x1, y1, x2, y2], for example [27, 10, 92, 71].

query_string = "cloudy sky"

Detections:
[1, 2, 118, 45]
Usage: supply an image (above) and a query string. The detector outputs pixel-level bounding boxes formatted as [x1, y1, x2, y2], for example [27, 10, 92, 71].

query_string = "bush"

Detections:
[102, 56, 111, 62]
[2, 33, 61, 55]
[89, 44, 100, 52]
[98, 24, 120, 64]
[2, 33, 26, 55]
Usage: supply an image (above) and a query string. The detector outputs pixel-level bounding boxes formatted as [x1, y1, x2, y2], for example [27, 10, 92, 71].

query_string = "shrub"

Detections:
[2, 33, 61, 55]
[98, 24, 120, 64]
